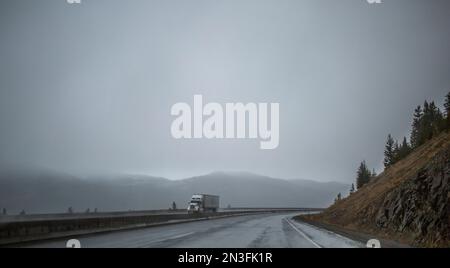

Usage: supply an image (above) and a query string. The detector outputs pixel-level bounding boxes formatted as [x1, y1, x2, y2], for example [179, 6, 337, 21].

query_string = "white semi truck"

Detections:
[187, 194, 220, 213]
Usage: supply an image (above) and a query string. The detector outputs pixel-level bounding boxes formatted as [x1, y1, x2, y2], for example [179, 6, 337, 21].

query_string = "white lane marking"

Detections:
[299, 221, 365, 247]
[168, 232, 195, 240]
[142, 232, 196, 246]
[284, 218, 322, 248]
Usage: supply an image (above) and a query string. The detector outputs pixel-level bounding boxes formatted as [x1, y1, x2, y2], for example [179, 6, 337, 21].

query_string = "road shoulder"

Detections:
[293, 215, 411, 248]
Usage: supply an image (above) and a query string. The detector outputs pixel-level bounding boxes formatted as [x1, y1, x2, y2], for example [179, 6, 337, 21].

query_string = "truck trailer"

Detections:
[187, 194, 219, 213]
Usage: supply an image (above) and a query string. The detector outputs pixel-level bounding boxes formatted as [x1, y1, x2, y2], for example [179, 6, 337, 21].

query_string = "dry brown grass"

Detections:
[306, 131, 450, 245]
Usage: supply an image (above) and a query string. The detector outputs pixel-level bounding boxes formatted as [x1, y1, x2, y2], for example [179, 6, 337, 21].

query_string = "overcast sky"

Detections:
[1, 0, 450, 182]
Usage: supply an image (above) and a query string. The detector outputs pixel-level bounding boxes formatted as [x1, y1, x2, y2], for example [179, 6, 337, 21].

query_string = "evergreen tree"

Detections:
[428, 101, 444, 135]
[393, 140, 400, 162]
[410, 100, 446, 149]
[384, 134, 396, 168]
[382, 94, 449, 172]
[349, 183, 355, 195]
[434, 107, 446, 133]
[395, 137, 411, 161]
[421, 101, 434, 142]
[356, 161, 372, 189]
[404, 136, 411, 154]
[411, 105, 423, 148]
[423, 101, 429, 114]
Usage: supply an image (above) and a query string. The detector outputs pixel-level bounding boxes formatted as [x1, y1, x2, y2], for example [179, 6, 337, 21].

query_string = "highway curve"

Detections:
[16, 212, 363, 248]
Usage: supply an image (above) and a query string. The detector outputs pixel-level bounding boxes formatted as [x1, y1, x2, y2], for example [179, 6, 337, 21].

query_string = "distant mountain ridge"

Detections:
[0, 170, 349, 214]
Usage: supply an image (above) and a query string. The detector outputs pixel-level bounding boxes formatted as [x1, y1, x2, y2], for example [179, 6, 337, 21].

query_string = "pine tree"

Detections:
[423, 101, 429, 114]
[393, 140, 400, 162]
[428, 101, 444, 136]
[384, 134, 396, 168]
[395, 137, 411, 161]
[349, 183, 355, 195]
[445, 92, 450, 114]
[435, 103, 445, 132]
[404, 136, 411, 154]
[411, 105, 423, 148]
[421, 101, 434, 142]
[401, 136, 409, 149]
[382, 94, 449, 173]
[410, 100, 446, 149]
[356, 161, 372, 189]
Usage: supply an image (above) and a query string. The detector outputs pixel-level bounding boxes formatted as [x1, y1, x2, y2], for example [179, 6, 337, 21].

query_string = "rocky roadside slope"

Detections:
[303, 132, 450, 247]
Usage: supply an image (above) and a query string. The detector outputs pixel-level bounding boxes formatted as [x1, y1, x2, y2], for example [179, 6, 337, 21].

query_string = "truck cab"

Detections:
[187, 194, 203, 213]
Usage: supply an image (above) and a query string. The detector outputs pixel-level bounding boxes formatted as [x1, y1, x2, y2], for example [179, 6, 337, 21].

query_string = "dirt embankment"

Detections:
[301, 132, 450, 247]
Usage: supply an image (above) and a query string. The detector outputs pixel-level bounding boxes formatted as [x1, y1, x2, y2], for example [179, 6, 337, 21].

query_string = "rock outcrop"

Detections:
[375, 147, 450, 246]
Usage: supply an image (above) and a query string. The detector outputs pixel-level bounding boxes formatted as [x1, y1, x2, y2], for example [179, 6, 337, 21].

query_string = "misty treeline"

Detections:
[383, 92, 450, 169]
[334, 92, 450, 203]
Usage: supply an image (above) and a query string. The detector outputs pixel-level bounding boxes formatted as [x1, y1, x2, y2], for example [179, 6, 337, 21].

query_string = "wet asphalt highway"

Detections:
[20, 212, 363, 248]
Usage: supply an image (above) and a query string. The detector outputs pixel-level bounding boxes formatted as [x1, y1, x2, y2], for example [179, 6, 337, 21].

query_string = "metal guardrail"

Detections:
[0, 209, 188, 223]
[0, 208, 322, 223]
